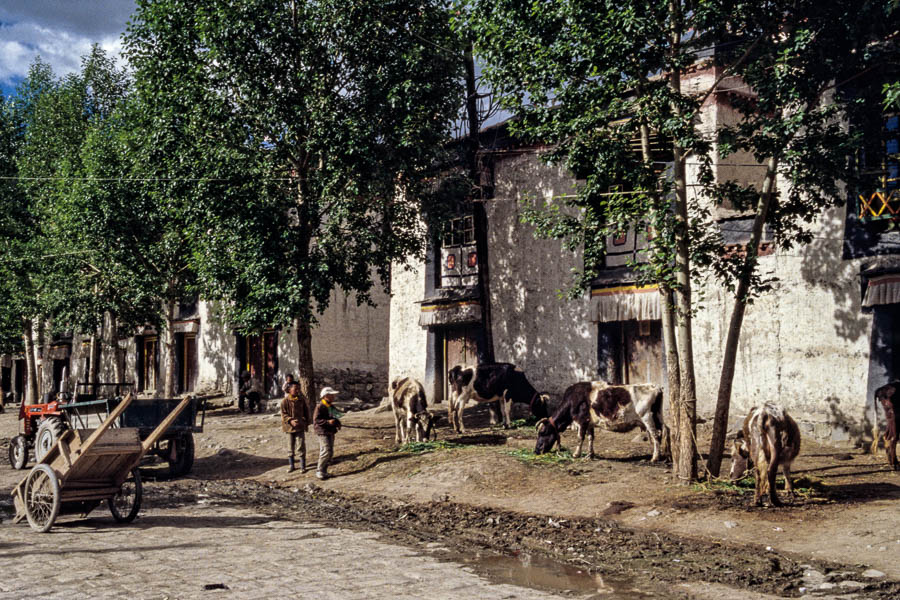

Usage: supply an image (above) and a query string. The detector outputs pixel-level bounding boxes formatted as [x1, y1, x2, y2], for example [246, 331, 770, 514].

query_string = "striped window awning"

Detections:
[863, 274, 900, 307]
[419, 300, 482, 327]
[590, 283, 661, 323]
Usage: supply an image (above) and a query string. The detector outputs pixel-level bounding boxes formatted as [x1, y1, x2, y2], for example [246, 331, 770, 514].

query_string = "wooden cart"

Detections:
[11, 393, 192, 533]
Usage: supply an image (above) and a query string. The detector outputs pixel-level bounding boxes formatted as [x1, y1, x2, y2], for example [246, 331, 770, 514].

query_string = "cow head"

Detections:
[729, 431, 750, 480]
[534, 418, 559, 455]
[531, 393, 550, 419]
[415, 410, 437, 441]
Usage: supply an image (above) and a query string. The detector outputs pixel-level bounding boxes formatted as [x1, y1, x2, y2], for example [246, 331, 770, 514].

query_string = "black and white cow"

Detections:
[534, 381, 666, 462]
[390, 377, 435, 444]
[447, 363, 549, 433]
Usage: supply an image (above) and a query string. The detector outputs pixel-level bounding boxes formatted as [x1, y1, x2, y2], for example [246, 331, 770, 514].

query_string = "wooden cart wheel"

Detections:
[8, 434, 28, 470]
[24, 464, 60, 533]
[35, 417, 66, 462]
[109, 467, 142, 523]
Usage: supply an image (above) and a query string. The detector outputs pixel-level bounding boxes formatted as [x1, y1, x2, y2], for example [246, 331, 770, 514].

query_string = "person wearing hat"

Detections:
[313, 386, 342, 479]
[281, 382, 310, 473]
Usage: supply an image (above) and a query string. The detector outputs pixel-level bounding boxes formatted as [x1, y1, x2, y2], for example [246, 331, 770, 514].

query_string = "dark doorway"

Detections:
[442, 326, 480, 401]
[1, 365, 10, 401]
[136, 335, 159, 393]
[52, 357, 70, 394]
[176, 333, 198, 394]
[13, 359, 25, 403]
[598, 320, 665, 387]
[237, 331, 278, 396]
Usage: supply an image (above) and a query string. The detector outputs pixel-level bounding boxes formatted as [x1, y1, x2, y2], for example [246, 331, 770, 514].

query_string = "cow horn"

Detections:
[535, 418, 550, 432]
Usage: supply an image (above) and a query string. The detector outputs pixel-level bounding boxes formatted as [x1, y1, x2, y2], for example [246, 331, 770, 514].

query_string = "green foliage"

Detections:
[506, 447, 575, 466]
[125, 0, 464, 333]
[397, 440, 464, 454]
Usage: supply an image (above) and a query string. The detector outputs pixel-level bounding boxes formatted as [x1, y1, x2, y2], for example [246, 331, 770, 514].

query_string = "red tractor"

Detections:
[8, 393, 72, 470]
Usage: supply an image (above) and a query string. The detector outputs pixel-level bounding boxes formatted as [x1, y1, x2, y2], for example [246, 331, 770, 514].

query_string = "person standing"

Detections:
[313, 386, 342, 480]
[281, 382, 310, 473]
[281, 373, 295, 396]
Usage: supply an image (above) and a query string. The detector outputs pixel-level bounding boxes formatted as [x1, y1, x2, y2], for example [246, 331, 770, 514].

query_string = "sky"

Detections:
[0, 1, 135, 98]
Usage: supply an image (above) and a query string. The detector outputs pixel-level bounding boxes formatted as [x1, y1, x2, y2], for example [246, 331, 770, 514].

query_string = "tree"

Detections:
[124, 0, 463, 405]
[1, 60, 58, 404]
[467, 0, 898, 482]
[705, 1, 900, 476]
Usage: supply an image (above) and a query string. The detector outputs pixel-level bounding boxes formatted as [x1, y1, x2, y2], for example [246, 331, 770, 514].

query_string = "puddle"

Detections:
[444, 549, 657, 598]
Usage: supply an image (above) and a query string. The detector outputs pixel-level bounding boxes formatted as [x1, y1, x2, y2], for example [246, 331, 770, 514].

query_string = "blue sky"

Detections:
[1, 1, 135, 98]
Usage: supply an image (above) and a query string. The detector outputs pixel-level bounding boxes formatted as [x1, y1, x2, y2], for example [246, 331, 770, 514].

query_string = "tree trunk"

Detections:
[163, 299, 176, 398]
[638, 119, 682, 463]
[660, 288, 681, 464]
[707, 156, 779, 476]
[88, 328, 101, 385]
[22, 318, 39, 405]
[668, 1, 698, 482]
[110, 313, 125, 384]
[296, 317, 316, 414]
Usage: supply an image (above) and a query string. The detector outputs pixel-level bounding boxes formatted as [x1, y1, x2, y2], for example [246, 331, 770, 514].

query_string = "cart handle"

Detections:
[140, 396, 193, 454]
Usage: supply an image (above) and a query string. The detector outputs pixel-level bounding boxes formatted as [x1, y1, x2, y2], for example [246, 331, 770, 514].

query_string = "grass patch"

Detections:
[506, 447, 576, 466]
[693, 474, 825, 499]
[396, 440, 464, 455]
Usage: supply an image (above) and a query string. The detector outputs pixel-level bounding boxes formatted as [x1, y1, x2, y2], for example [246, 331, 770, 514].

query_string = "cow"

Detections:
[390, 377, 435, 444]
[534, 381, 666, 462]
[729, 403, 801, 507]
[447, 363, 549, 433]
[872, 381, 900, 469]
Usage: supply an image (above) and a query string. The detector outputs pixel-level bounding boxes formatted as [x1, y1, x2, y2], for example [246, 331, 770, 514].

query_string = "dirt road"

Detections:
[4, 399, 900, 598]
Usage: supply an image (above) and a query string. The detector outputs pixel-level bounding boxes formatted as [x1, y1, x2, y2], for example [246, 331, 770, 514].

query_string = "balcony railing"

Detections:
[858, 189, 900, 221]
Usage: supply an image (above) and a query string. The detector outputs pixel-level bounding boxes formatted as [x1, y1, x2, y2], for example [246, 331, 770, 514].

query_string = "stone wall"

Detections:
[316, 366, 389, 406]
[485, 153, 597, 398]
[389, 257, 430, 395]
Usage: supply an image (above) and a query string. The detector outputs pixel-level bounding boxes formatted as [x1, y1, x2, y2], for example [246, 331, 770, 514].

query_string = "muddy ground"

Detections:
[5, 398, 900, 598]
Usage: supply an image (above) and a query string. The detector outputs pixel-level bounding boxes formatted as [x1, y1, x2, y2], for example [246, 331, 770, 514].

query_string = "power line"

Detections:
[0, 176, 294, 182]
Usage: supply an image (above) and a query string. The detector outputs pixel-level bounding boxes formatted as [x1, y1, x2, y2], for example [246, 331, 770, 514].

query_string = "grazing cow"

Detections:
[729, 403, 801, 507]
[872, 381, 900, 469]
[447, 363, 549, 433]
[535, 381, 666, 462]
[390, 377, 435, 444]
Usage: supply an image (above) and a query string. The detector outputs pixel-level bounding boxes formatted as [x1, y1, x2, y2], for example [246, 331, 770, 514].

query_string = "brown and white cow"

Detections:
[872, 381, 900, 469]
[390, 377, 435, 444]
[535, 381, 666, 462]
[447, 363, 549, 433]
[729, 403, 801, 507]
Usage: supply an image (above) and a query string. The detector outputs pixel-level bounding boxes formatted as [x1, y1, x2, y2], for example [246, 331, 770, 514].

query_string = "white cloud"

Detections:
[0, 1, 133, 86]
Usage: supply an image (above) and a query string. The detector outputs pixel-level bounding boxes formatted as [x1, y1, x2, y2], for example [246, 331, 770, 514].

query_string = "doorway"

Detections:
[598, 320, 665, 386]
[176, 333, 198, 394]
[237, 331, 278, 396]
[442, 326, 481, 401]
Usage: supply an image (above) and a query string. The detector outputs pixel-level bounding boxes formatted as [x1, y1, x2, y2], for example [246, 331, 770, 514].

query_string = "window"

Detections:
[442, 215, 475, 248]
[858, 113, 900, 220]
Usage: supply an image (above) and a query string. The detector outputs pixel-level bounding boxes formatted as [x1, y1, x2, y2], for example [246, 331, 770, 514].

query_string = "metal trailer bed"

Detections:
[11, 394, 192, 533]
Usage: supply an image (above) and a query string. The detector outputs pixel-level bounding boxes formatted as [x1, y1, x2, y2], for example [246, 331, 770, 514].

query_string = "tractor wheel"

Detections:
[108, 467, 142, 523]
[8, 434, 28, 470]
[35, 417, 66, 463]
[168, 433, 195, 477]
[24, 464, 60, 533]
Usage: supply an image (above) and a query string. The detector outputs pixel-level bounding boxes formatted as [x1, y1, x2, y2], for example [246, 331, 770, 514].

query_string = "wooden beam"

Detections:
[71, 393, 134, 461]
[141, 396, 192, 454]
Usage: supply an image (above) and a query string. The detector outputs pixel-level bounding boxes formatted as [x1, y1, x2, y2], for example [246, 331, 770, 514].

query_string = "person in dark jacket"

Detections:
[238, 371, 262, 413]
[281, 382, 310, 473]
[313, 386, 342, 479]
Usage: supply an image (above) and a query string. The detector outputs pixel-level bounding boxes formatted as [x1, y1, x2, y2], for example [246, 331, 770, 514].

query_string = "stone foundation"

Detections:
[316, 367, 388, 406]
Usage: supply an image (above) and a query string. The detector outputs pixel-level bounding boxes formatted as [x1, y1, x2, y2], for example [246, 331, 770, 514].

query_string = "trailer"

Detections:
[10, 393, 191, 533]
[8, 383, 205, 477]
